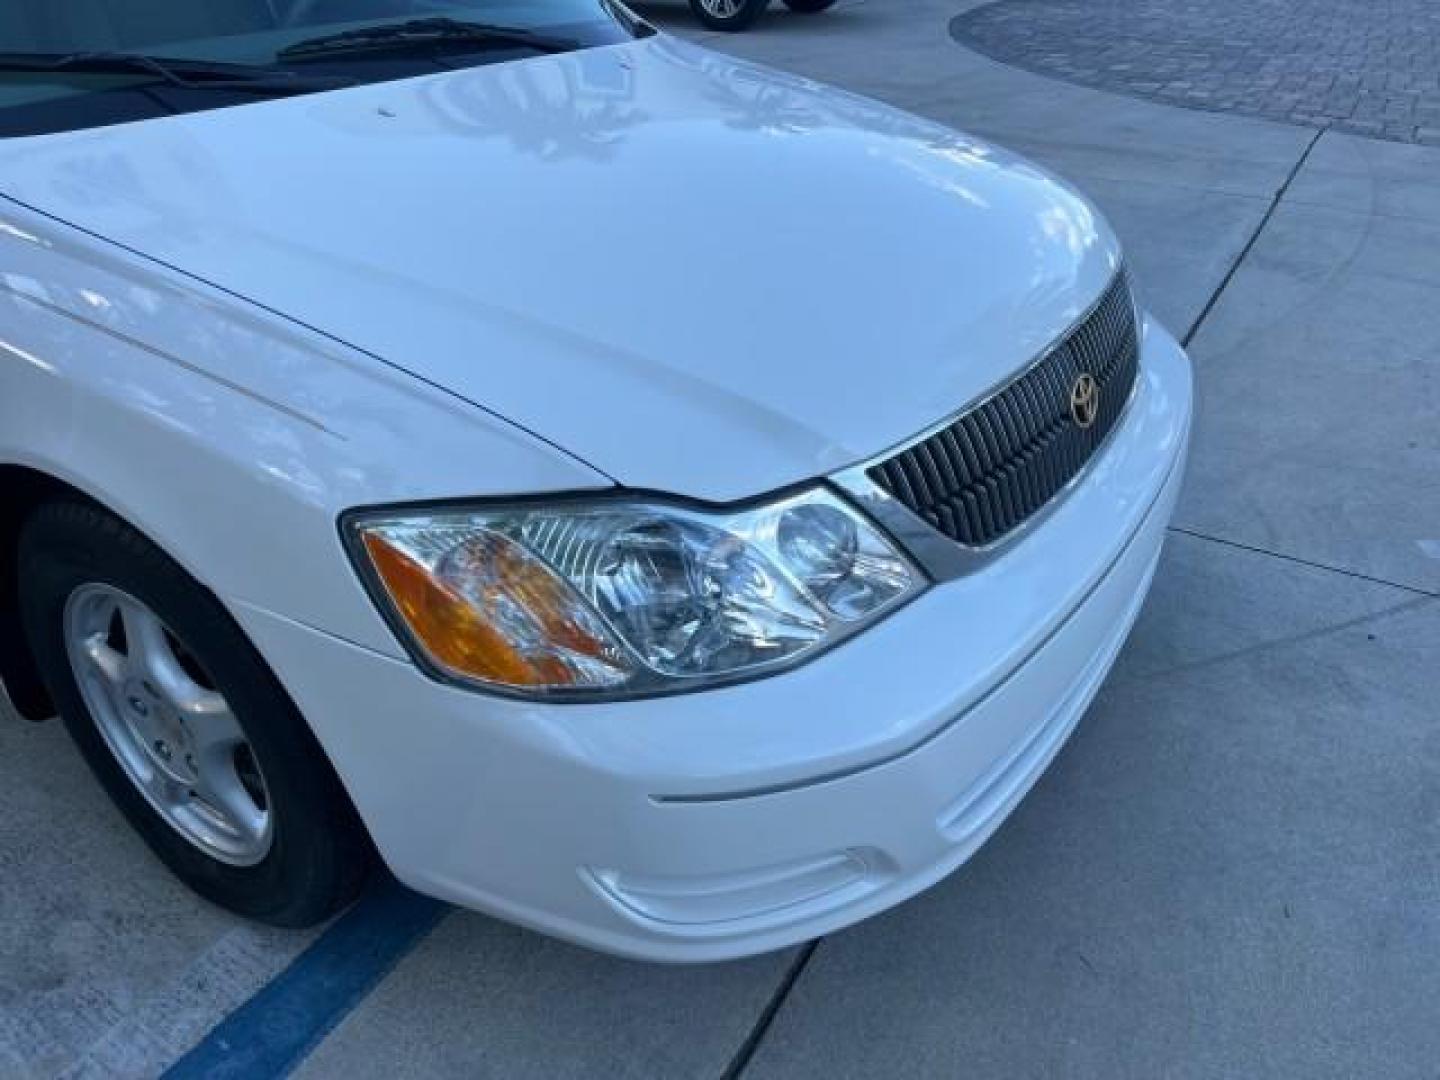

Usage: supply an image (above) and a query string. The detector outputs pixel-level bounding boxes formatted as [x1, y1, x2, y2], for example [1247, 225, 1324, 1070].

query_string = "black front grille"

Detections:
[869, 272, 1139, 548]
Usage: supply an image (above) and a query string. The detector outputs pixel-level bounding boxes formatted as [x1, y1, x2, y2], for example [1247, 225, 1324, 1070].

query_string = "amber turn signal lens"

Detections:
[361, 530, 627, 690]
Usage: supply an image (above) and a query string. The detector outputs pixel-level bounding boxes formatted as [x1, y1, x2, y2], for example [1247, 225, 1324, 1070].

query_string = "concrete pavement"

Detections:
[3, 2, 1437, 1076]
[0, 715, 319, 1079]
[743, 535, 1440, 1078]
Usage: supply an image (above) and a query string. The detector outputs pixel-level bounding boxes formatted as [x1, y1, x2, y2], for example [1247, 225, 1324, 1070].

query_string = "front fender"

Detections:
[0, 199, 610, 669]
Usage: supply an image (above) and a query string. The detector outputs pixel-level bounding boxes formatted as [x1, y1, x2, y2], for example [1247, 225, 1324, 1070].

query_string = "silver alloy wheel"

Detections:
[63, 583, 274, 866]
[698, 0, 744, 16]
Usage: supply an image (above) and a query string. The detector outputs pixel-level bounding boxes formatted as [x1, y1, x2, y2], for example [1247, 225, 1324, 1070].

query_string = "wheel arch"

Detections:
[0, 462, 379, 865]
[1, 465, 262, 725]
[0, 465, 95, 719]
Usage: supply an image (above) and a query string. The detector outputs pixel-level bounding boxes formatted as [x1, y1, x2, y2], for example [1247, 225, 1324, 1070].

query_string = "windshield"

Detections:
[0, 1, 646, 137]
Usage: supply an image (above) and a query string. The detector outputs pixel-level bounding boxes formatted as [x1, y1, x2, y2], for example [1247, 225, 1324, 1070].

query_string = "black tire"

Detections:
[782, 0, 838, 10]
[17, 500, 370, 927]
[689, 0, 770, 31]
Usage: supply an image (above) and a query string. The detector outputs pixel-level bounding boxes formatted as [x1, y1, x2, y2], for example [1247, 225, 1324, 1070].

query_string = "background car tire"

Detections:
[781, 0, 839, 11]
[689, 0, 770, 32]
[17, 500, 370, 927]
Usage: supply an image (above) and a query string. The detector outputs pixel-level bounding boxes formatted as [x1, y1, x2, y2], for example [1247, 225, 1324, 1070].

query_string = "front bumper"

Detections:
[236, 315, 1193, 962]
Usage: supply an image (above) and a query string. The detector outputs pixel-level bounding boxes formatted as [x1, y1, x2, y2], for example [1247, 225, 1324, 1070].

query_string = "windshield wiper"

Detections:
[278, 17, 575, 62]
[0, 52, 351, 93]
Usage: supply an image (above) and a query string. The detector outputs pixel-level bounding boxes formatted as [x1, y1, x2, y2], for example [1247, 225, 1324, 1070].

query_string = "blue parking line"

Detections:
[163, 876, 448, 1080]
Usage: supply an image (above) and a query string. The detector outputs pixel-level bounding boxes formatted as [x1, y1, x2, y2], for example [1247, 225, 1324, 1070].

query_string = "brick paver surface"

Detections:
[952, 0, 1440, 145]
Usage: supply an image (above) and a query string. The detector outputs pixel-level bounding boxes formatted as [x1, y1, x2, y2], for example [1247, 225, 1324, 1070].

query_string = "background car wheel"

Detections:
[689, 0, 770, 32]
[782, 0, 839, 11]
[18, 500, 370, 927]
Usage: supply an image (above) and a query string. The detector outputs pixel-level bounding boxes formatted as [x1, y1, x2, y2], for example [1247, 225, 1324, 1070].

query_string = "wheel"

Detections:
[689, 0, 770, 32]
[17, 501, 370, 927]
[782, 0, 839, 10]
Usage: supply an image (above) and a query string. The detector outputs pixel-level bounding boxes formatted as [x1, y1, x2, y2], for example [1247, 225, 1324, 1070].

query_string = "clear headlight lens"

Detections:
[347, 487, 924, 698]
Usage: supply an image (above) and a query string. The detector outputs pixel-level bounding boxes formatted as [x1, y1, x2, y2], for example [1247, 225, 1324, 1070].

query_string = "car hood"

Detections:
[0, 35, 1120, 501]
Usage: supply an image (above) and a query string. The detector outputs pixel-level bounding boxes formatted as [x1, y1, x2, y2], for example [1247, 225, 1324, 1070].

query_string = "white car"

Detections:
[0, 2, 1192, 961]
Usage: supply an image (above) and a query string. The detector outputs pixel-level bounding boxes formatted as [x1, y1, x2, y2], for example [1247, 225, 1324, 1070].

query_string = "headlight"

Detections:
[345, 487, 925, 699]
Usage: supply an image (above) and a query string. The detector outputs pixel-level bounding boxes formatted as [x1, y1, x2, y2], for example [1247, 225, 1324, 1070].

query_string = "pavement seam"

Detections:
[1180, 127, 1324, 348]
[1115, 589, 1436, 688]
[1167, 526, 1440, 600]
[1280, 199, 1440, 228]
[721, 940, 820, 1079]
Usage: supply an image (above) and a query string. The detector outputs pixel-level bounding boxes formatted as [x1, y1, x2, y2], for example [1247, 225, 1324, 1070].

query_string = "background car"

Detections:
[689, 0, 837, 32]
